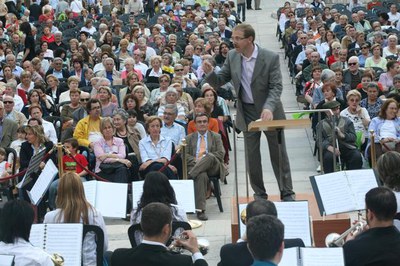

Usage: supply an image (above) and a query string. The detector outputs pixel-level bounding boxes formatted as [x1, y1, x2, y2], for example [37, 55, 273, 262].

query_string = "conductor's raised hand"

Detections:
[260, 109, 273, 121]
[202, 60, 214, 74]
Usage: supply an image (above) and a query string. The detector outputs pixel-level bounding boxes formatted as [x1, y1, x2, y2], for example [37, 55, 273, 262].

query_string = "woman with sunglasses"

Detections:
[358, 43, 371, 68]
[326, 41, 341, 67]
[341, 89, 371, 152]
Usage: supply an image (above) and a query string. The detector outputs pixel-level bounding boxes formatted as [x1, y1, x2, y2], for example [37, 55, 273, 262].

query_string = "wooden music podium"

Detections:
[230, 119, 350, 247]
[231, 194, 350, 247]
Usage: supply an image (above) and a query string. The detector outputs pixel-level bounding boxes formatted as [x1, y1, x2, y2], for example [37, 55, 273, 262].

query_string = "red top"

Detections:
[63, 154, 88, 174]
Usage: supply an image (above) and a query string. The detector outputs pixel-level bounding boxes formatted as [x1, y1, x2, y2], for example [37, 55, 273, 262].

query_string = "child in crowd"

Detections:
[10, 126, 26, 158]
[48, 138, 89, 210]
[127, 110, 146, 139]
[0, 148, 12, 179]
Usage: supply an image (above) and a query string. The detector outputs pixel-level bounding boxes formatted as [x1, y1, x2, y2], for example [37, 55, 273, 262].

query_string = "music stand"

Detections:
[17, 148, 48, 189]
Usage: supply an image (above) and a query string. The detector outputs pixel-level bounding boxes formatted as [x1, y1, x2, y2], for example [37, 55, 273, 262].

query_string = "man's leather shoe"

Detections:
[253, 194, 268, 200]
[282, 194, 296, 201]
[197, 211, 208, 221]
[255, 8, 262, 10]
[247, 7, 253, 10]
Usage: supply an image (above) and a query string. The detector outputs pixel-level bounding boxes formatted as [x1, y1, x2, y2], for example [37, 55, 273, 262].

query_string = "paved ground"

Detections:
[104, 1, 320, 265]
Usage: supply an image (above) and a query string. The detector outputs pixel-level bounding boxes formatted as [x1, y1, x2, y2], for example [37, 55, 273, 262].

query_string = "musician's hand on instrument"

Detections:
[260, 109, 273, 121]
[175, 230, 200, 254]
[39, 162, 45, 169]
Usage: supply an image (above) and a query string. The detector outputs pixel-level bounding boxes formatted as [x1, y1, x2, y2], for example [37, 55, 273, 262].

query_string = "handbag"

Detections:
[99, 162, 126, 174]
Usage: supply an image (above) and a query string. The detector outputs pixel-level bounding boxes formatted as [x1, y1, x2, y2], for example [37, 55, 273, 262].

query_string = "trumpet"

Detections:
[325, 221, 366, 247]
[240, 208, 247, 225]
[168, 234, 210, 255]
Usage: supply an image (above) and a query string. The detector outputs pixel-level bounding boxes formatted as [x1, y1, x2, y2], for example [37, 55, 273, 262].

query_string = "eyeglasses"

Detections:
[175, 69, 183, 72]
[160, 79, 169, 82]
[163, 112, 175, 116]
[361, 46, 369, 49]
[3, 101, 13, 104]
[348, 62, 358, 66]
[91, 106, 101, 110]
[196, 47, 202, 50]
[349, 98, 360, 102]
[80, 98, 90, 102]
[232, 36, 247, 42]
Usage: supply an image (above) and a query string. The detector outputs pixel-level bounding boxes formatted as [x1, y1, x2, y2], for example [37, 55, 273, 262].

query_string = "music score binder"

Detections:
[29, 223, 83, 266]
[280, 247, 345, 266]
[238, 201, 312, 247]
[310, 169, 379, 216]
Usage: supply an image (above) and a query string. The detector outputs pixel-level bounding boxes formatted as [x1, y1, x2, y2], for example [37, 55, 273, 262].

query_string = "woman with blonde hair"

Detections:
[44, 172, 108, 265]
[19, 124, 56, 220]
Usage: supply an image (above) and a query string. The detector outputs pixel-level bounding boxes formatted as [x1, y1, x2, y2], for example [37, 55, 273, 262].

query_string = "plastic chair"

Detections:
[83, 225, 105, 266]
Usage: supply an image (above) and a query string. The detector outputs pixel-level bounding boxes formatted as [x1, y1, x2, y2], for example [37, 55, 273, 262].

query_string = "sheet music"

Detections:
[131, 181, 144, 210]
[314, 172, 357, 215]
[83, 180, 97, 207]
[131, 181, 196, 213]
[44, 224, 83, 266]
[17, 148, 47, 189]
[169, 180, 196, 213]
[275, 201, 312, 247]
[95, 181, 127, 218]
[301, 247, 344, 266]
[347, 169, 378, 210]
[27, 160, 58, 205]
[279, 247, 299, 266]
[0, 255, 15, 266]
[29, 224, 45, 248]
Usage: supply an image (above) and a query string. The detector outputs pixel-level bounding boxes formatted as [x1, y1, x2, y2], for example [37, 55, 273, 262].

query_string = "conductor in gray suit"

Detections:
[203, 23, 295, 201]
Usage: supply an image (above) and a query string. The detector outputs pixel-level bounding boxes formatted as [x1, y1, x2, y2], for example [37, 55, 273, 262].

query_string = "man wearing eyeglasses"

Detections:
[72, 91, 90, 125]
[186, 113, 225, 220]
[3, 95, 27, 127]
[343, 56, 364, 90]
[73, 98, 103, 148]
[203, 23, 295, 202]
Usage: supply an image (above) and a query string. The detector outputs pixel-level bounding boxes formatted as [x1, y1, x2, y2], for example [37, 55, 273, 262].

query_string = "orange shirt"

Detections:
[187, 118, 219, 134]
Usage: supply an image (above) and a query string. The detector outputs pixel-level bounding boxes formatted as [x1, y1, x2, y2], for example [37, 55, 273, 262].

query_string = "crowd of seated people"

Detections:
[0, 0, 244, 233]
[278, 0, 400, 170]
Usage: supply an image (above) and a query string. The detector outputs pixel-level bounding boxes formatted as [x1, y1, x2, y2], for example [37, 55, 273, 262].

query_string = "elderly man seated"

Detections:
[317, 101, 363, 173]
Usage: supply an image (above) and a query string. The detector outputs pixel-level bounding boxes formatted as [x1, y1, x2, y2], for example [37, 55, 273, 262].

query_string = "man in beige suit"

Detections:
[203, 23, 295, 201]
[186, 113, 225, 221]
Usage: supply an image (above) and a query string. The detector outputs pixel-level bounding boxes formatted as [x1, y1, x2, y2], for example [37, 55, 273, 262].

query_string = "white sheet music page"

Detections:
[83, 180, 98, 207]
[346, 169, 378, 210]
[279, 247, 299, 266]
[131, 181, 145, 211]
[95, 181, 127, 218]
[300, 247, 344, 266]
[169, 180, 196, 213]
[0, 255, 15, 266]
[314, 172, 357, 215]
[29, 224, 45, 249]
[275, 201, 312, 246]
[27, 160, 58, 205]
[44, 224, 83, 266]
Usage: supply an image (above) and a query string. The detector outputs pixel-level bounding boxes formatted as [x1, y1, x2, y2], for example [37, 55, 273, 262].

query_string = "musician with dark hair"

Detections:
[247, 214, 284, 265]
[343, 187, 400, 266]
[0, 200, 54, 265]
[111, 202, 208, 266]
[218, 199, 304, 266]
